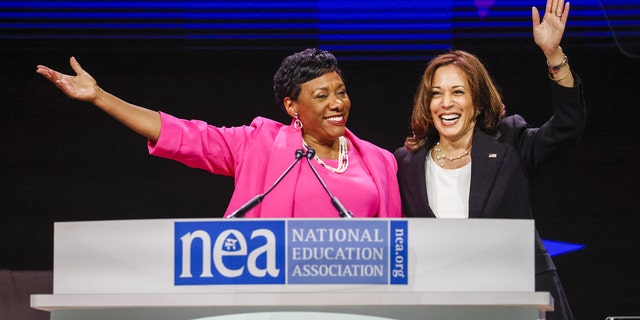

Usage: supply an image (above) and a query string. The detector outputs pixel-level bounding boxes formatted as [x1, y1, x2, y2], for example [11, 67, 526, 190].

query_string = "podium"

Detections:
[31, 218, 553, 319]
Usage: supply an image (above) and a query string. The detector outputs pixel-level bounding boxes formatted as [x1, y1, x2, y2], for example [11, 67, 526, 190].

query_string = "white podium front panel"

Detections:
[33, 218, 549, 320]
[50, 218, 534, 294]
[32, 291, 552, 320]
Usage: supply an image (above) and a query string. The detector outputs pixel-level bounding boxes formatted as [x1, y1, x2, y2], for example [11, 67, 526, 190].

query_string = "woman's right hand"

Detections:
[37, 57, 162, 142]
[36, 57, 99, 103]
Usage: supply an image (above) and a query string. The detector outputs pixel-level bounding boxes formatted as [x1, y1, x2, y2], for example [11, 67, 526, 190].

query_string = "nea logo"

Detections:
[175, 220, 286, 285]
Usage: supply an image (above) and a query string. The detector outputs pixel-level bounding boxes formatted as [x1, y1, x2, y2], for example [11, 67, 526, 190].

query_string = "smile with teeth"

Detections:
[440, 114, 460, 123]
[325, 115, 344, 122]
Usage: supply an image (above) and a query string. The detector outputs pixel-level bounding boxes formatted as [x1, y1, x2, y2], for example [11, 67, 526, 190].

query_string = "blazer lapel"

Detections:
[469, 129, 506, 218]
[257, 124, 303, 218]
[406, 146, 436, 217]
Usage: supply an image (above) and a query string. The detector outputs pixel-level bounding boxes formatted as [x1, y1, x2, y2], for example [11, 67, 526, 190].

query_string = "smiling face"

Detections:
[285, 71, 350, 147]
[429, 64, 477, 144]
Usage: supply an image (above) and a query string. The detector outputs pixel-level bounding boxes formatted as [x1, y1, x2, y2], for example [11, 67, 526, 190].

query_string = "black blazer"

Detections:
[395, 75, 586, 275]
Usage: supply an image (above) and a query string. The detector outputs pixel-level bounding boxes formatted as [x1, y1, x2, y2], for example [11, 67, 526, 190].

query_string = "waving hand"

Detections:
[532, 0, 573, 86]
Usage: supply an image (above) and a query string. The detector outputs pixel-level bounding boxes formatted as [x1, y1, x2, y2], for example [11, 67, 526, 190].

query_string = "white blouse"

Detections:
[425, 149, 471, 219]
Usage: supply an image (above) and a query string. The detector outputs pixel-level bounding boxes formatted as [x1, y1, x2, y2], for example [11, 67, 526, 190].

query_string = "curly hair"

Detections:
[405, 50, 505, 151]
[273, 48, 343, 111]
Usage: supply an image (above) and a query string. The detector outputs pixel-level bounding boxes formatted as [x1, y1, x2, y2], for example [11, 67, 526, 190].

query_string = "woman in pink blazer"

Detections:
[37, 48, 402, 219]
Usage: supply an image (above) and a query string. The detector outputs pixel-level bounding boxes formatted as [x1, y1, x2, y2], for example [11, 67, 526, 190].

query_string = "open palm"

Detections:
[36, 57, 98, 102]
[532, 0, 570, 55]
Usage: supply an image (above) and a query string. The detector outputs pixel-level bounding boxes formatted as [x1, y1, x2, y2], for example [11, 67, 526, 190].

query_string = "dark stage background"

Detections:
[1, 1, 640, 319]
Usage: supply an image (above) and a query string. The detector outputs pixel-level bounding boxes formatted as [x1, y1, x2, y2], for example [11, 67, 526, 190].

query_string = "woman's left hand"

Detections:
[532, 0, 570, 56]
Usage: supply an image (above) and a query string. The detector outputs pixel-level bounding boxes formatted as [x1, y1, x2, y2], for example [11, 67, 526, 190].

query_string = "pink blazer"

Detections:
[149, 112, 402, 218]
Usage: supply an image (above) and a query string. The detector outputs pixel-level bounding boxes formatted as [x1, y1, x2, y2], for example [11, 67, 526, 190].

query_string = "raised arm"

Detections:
[36, 57, 162, 143]
[532, 0, 574, 87]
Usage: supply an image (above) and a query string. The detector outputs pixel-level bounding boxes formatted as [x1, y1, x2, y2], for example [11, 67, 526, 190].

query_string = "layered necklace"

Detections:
[433, 141, 471, 168]
[302, 136, 349, 173]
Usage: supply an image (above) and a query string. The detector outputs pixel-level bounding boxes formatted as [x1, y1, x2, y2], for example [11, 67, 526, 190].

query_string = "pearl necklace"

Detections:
[302, 136, 349, 173]
[433, 141, 471, 168]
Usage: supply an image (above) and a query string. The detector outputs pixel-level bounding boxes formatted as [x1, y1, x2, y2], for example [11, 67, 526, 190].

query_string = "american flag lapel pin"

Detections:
[488, 153, 497, 158]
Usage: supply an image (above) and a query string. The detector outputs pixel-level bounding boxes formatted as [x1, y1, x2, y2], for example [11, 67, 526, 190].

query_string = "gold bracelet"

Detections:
[549, 68, 571, 82]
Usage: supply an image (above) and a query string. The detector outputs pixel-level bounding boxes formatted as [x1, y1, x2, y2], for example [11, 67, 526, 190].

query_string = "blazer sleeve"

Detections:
[501, 73, 586, 176]
[148, 112, 258, 176]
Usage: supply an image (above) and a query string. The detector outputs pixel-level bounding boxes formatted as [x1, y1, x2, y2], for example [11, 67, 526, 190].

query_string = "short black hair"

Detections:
[273, 48, 342, 110]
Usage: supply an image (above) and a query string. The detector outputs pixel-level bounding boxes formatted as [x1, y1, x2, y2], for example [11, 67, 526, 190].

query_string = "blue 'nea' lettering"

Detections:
[179, 229, 280, 278]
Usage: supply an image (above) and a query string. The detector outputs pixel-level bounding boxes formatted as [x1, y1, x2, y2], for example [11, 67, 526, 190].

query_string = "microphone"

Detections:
[227, 149, 305, 219]
[304, 148, 354, 219]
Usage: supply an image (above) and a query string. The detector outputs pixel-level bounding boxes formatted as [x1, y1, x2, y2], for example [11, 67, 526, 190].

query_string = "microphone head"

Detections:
[306, 147, 316, 158]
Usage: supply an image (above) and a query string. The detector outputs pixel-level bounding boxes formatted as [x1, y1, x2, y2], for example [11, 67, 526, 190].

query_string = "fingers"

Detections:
[69, 56, 84, 75]
[35, 65, 49, 78]
[552, 2, 570, 24]
[532, 6, 541, 26]
[563, 2, 571, 19]
[538, 0, 569, 24]
[35, 56, 81, 79]
[549, 0, 568, 18]
[553, 0, 564, 17]
[544, 0, 552, 16]
[35, 65, 59, 82]
[552, 0, 560, 16]
[35, 65, 52, 76]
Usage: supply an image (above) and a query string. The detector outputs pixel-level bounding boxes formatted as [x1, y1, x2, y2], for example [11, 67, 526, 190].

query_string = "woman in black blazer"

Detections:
[394, 0, 585, 319]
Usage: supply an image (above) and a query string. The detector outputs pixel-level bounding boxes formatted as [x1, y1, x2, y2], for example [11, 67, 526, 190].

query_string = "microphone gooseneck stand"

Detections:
[226, 149, 305, 219]
[304, 148, 354, 219]
[226, 148, 353, 219]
